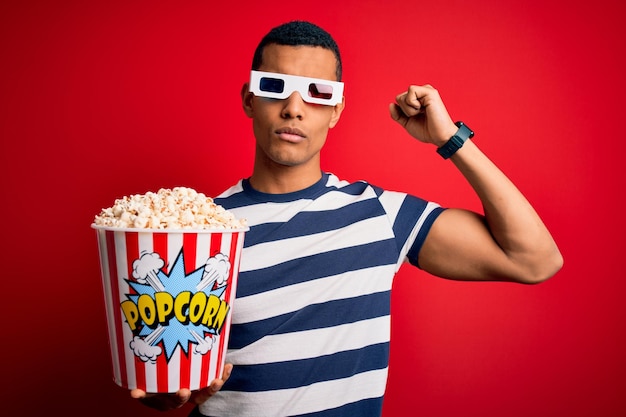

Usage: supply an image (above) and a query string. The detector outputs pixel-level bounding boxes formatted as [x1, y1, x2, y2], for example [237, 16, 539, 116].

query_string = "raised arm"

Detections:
[390, 85, 563, 284]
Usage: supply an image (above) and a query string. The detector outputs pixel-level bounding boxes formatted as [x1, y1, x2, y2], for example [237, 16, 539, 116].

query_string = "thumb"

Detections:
[388, 103, 407, 126]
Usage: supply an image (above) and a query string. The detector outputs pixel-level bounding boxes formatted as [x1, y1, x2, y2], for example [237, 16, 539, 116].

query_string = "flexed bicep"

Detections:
[418, 208, 531, 283]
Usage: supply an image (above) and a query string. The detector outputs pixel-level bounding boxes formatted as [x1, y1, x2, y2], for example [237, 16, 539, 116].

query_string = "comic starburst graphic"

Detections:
[125, 249, 229, 362]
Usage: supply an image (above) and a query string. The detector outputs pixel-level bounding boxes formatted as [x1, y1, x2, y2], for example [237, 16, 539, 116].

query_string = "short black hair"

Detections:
[251, 21, 342, 81]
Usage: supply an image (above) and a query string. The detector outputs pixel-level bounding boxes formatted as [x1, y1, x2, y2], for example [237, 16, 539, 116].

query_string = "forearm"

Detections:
[448, 139, 563, 282]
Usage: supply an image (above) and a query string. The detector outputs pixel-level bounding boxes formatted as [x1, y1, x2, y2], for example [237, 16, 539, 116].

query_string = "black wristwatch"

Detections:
[436, 121, 474, 159]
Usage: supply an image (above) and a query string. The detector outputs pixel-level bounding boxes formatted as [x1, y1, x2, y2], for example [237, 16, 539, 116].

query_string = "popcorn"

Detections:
[93, 187, 246, 230]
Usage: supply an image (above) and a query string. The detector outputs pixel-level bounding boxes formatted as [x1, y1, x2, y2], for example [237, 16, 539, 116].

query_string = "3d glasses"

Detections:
[249, 70, 344, 106]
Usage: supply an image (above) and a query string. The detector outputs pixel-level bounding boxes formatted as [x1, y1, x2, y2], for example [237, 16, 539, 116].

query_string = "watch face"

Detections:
[456, 123, 474, 139]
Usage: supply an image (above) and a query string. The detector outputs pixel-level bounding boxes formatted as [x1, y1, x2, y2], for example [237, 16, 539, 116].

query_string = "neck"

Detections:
[249, 164, 323, 194]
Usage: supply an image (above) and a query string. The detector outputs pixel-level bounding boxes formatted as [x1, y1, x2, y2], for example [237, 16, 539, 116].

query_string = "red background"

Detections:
[1, 0, 624, 416]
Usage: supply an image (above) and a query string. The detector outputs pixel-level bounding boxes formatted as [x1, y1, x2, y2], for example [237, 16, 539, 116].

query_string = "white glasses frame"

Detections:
[249, 70, 344, 106]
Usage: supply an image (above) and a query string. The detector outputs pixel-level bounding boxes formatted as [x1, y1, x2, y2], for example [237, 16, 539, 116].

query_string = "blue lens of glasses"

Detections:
[259, 77, 285, 93]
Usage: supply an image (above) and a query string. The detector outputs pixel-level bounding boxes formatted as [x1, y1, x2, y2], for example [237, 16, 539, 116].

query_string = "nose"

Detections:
[280, 92, 305, 120]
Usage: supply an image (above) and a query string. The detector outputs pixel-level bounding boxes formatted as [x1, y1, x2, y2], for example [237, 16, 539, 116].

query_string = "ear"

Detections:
[241, 82, 254, 118]
[328, 96, 345, 128]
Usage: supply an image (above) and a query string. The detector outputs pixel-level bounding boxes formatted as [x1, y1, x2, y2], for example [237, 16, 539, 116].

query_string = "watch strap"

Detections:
[436, 121, 474, 159]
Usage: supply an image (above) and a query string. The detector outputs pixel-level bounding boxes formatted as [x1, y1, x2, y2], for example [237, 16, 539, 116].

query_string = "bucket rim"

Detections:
[91, 223, 249, 233]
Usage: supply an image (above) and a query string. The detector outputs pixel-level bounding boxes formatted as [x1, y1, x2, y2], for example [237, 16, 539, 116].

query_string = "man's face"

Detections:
[242, 44, 344, 170]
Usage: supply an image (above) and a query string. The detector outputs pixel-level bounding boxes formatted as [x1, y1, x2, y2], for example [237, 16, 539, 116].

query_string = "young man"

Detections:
[132, 20, 563, 416]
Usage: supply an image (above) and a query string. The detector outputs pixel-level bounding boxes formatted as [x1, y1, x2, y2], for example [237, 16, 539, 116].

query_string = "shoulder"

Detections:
[214, 180, 248, 209]
[215, 180, 244, 200]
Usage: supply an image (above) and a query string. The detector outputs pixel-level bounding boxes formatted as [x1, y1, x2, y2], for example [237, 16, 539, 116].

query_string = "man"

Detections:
[132, 20, 562, 416]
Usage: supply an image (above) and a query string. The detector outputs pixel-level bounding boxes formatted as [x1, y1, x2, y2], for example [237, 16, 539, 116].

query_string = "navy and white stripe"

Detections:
[198, 173, 444, 417]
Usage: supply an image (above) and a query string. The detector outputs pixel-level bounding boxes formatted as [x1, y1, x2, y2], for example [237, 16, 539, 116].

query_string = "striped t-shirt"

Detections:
[198, 173, 444, 417]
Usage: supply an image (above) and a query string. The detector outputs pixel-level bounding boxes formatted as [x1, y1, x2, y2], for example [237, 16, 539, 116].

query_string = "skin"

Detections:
[133, 43, 563, 411]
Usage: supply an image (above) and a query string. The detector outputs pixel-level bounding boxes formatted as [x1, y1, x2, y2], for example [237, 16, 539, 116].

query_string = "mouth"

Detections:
[275, 127, 306, 143]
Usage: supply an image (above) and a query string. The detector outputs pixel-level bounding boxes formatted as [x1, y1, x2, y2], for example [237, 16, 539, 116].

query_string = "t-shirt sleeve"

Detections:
[379, 190, 446, 269]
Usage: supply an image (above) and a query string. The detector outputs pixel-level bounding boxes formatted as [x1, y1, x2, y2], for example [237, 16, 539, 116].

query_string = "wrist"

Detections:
[435, 124, 460, 147]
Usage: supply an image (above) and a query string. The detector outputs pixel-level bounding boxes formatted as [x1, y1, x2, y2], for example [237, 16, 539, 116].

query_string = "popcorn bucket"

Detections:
[92, 226, 247, 393]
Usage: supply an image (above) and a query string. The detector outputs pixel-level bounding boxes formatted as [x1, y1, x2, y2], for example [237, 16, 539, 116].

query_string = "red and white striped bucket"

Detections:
[93, 226, 247, 393]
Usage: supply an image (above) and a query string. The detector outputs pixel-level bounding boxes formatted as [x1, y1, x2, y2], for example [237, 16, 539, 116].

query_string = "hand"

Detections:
[389, 85, 457, 147]
[130, 363, 233, 411]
